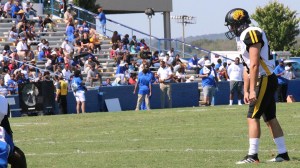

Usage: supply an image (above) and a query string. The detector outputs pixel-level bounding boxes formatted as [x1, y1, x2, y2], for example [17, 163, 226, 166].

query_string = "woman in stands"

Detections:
[111, 31, 121, 47]
[8, 26, 18, 45]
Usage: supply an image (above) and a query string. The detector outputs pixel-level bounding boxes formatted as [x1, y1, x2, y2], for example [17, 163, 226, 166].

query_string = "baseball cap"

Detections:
[279, 58, 284, 63]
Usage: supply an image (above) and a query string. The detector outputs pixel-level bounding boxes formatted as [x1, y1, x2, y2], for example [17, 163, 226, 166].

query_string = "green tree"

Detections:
[73, 0, 99, 13]
[251, 1, 300, 51]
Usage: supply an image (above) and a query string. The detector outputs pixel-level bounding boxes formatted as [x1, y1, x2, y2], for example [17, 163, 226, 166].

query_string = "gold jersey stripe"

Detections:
[253, 76, 268, 118]
[259, 59, 272, 76]
[249, 31, 255, 44]
[252, 30, 259, 43]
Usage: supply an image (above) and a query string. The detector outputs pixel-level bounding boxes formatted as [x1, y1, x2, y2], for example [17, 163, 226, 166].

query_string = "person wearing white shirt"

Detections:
[61, 38, 74, 57]
[163, 54, 173, 66]
[167, 48, 175, 57]
[62, 64, 72, 82]
[227, 57, 244, 105]
[157, 60, 173, 108]
[16, 38, 29, 60]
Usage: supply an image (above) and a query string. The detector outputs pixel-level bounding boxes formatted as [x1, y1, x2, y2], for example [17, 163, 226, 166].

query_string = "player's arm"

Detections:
[248, 43, 261, 103]
[243, 67, 250, 104]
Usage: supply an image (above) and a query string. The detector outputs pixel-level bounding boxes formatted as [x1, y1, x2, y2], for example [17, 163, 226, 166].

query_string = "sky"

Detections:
[107, 0, 300, 39]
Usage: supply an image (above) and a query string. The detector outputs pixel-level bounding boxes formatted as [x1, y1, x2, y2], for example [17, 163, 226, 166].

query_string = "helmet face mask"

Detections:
[224, 8, 251, 40]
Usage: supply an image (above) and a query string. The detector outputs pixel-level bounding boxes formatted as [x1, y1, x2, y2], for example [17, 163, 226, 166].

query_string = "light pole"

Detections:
[171, 15, 196, 57]
[145, 8, 155, 49]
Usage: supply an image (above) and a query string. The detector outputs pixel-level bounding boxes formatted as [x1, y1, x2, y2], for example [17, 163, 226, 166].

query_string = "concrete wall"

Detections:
[96, 0, 172, 12]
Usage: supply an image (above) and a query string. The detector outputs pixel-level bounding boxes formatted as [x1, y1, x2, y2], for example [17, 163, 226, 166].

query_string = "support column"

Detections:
[163, 11, 171, 50]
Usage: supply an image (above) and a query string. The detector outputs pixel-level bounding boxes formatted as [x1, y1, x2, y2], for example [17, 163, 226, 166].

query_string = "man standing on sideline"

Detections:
[71, 70, 86, 114]
[133, 64, 152, 111]
[198, 60, 218, 106]
[95, 6, 106, 36]
[273, 59, 288, 102]
[157, 60, 173, 108]
[227, 57, 244, 105]
[55, 75, 68, 114]
[224, 8, 289, 164]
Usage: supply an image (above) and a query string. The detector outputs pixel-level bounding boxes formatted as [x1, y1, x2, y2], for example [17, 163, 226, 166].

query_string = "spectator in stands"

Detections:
[3, 0, 12, 18]
[80, 32, 91, 53]
[218, 62, 228, 81]
[129, 35, 138, 47]
[37, 46, 47, 61]
[96, 6, 106, 35]
[71, 70, 86, 114]
[16, 9, 26, 25]
[16, 37, 29, 60]
[17, 63, 28, 79]
[86, 64, 102, 87]
[111, 31, 121, 47]
[121, 34, 130, 50]
[133, 64, 152, 111]
[227, 57, 244, 105]
[167, 48, 175, 57]
[102, 78, 112, 86]
[174, 63, 186, 83]
[61, 38, 74, 58]
[163, 53, 173, 67]
[10, 49, 20, 62]
[55, 75, 68, 114]
[274, 59, 288, 102]
[187, 54, 200, 74]
[42, 14, 56, 32]
[199, 60, 218, 106]
[64, 6, 76, 25]
[151, 51, 160, 67]
[66, 22, 75, 43]
[3, 69, 10, 86]
[128, 73, 137, 85]
[11, 0, 21, 19]
[24, 0, 36, 18]
[172, 54, 182, 67]
[157, 60, 173, 108]
[139, 39, 149, 50]
[198, 55, 209, 68]
[0, 79, 10, 96]
[8, 26, 18, 44]
[7, 73, 17, 94]
[214, 59, 222, 71]
[90, 34, 101, 53]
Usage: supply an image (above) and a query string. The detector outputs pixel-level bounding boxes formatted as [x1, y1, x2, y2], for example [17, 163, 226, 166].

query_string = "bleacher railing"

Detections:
[43, 2, 232, 60]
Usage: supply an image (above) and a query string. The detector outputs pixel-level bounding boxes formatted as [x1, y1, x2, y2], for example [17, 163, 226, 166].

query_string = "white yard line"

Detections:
[11, 123, 49, 127]
[25, 148, 300, 156]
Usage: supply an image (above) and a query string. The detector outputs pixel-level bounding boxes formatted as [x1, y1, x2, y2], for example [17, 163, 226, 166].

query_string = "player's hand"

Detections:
[244, 92, 250, 104]
[249, 91, 257, 104]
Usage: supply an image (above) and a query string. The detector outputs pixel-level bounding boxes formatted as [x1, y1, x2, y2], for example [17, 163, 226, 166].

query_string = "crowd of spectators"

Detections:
[0, 1, 297, 110]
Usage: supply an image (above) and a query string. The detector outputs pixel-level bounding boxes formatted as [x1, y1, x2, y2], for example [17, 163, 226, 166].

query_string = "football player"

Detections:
[224, 8, 290, 164]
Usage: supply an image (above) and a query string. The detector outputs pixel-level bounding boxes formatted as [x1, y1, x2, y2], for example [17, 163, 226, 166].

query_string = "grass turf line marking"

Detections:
[25, 148, 300, 156]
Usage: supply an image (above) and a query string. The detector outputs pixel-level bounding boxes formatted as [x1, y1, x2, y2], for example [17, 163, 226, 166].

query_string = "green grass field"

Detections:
[10, 103, 300, 168]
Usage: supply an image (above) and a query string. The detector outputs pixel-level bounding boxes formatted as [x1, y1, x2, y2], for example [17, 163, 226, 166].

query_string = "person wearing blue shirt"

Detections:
[133, 64, 152, 111]
[11, 1, 21, 19]
[188, 54, 200, 74]
[96, 7, 106, 36]
[71, 70, 86, 114]
[273, 59, 288, 102]
[199, 60, 218, 106]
